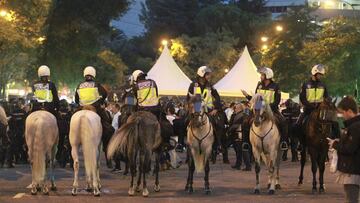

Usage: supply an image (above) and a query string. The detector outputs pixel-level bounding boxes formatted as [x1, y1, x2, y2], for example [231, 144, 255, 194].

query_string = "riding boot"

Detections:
[275, 112, 289, 151]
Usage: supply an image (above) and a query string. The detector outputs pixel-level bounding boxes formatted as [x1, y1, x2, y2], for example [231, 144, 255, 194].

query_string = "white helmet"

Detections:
[311, 64, 326, 76]
[258, 67, 274, 79]
[83, 66, 96, 78]
[197, 66, 212, 77]
[132, 70, 145, 81]
[38, 65, 50, 77]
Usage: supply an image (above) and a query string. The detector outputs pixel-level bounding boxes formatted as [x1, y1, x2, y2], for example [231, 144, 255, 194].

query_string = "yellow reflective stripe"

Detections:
[203, 89, 214, 108]
[306, 88, 324, 103]
[195, 87, 201, 94]
[78, 87, 100, 106]
[137, 87, 159, 107]
[257, 89, 275, 104]
[34, 89, 53, 102]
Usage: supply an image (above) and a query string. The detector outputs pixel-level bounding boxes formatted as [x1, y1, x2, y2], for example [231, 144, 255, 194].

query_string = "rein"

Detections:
[251, 121, 274, 154]
[189, 116, 212, 155]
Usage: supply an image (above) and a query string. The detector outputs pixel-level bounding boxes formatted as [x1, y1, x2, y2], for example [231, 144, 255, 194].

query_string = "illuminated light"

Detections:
[0, 10, 7, 17]
[262, 44, 268, 50]
[261, 36, 268, 42]
[161, 39, 168, 46]
[276, 25, 283, 32]
[224, 68, 229, 73]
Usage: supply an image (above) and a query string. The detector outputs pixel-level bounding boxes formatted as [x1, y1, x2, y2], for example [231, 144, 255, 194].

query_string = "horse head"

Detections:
[188, 94, 207, 128]
[316, 97, 337, 123]
[251, 93, 273, 127]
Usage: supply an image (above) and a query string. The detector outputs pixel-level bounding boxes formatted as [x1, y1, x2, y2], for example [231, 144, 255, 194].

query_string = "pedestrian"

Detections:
[328, 96, 360, 203]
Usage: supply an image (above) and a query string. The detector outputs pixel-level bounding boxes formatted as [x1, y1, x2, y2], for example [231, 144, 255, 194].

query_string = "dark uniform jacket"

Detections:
[32, 80, 59, 112]
[246, 81, 281, 112]
[334, 115, 360, 175]
[300, 79, 329, 113]
[75, 79, 107, 107]
[186, 81, 221, 111]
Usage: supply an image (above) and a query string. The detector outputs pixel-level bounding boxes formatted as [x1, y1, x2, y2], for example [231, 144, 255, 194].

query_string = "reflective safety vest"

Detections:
[34, 83, 53, 103]
[257, 89, 275, 104]
[137, 80, 159, 107]
[306, 88, 325, 103]
[194, 85, 214, 110]
[78, 87, 100, 106]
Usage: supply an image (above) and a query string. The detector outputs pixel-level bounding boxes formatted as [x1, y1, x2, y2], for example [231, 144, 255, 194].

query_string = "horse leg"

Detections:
[310, 153, 318, 194]
[136, 154, 143, 193]
[254, 160, 261, 194]
[318, 155, 326, 194]
[154, 152, 160, 192]
[42, 157, 49, 195]
[204, 160, 211, 195]
[275, 150, 282, 190]
[71, 146, 79, 196]
[128, 160, 136, 196]
[50, 144, 57, 191]
[185, 152, 195, 194]
[268, 159, 276, 195]
[298, 145, 306, 185]
[93, 146, 101, 197]
[142, 153, 149, 197]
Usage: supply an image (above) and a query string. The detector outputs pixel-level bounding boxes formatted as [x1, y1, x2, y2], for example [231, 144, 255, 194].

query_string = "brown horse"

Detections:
[298, 98, 337, 194]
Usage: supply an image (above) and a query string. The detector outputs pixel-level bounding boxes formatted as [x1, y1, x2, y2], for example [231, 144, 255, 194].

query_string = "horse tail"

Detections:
[152, 122, 162, 151]
[107, 116, 140, 159]
[193, 151, 205, 173]
[80, 114, 97, 181]
[30, 117, 46, 184]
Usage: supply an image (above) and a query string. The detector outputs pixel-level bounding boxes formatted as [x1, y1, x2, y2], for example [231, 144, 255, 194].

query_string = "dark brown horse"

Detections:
[298, 98, 337, 194]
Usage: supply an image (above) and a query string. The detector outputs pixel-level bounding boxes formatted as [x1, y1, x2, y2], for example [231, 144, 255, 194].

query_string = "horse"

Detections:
[185, 97, 214, 194]
[249, 93, 281, 195]
[69, 107, 102, 196]
[298, 98, 337, 194]
[25, 110, 59, 195]
[107, 111, 162, 197]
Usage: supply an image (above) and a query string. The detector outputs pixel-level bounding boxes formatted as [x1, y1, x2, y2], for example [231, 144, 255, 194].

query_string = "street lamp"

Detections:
[161, 39, 168, 46]
[224, 68, 229, 73]
[262, 44, 268, 50]
[275, 25, 283, 32]
[261, 36, 268, 42]
[0, 10, 7, 17]
[37, 36, 46, 44]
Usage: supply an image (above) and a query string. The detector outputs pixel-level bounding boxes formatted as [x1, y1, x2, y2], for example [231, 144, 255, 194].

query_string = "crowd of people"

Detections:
[0, 63, 359, 202]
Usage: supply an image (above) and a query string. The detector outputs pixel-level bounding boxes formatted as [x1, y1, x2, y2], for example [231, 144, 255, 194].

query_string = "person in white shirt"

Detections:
[225, 102, 236, 122]
[111, 103, 121, 131]
[166, 105, 181, 168]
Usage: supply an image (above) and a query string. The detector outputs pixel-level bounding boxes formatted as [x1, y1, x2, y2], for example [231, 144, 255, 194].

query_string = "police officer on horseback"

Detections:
[131, 70, 161, 119]
[186, 66, 223, 162]
[75, 66, 115, 158]
[31, 65, 60, 116]
[242, 67, 288, 151]
[298, 64, 329, 126]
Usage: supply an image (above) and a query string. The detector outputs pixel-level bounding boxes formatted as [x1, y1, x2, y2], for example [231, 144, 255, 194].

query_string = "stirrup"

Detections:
[242, 143, 250, 151]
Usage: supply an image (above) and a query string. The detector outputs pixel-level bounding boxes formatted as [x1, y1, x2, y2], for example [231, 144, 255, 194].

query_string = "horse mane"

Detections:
[0, 106, 8, 126]
[82, 105, 97, 112]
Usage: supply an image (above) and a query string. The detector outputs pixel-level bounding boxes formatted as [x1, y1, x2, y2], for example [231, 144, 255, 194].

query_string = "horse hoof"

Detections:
[71, 188, 77, 196]
[205, 188, 212, 195]
[93, 188, 101, 197]
[298, 181, 303, 186]
[312, 188, 317, 194]
[128, 187, 135, 196]
[319, 187, 325, 194]
[42, 187, 49, 195]
[254, 189, 260, 194]
[275, 184, 281, 190]
[268, 189, 275, 195]
[51, 185, 57, 191]
[267, 183, 271, 189]
[154, 184, 160, 192]
[31, 188, 37, 195]
[142, 188, 149, 197]
[135, 186, 141, 193]
[86, 186, 93, 193]
[188, 187, 194, 194]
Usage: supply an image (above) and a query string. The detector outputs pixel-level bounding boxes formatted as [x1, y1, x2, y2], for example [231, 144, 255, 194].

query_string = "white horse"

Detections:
[69, 108, 102, 196]
[185, 97, 214, 194]
[25, 110, 59, 195]
[250, 93, 281, 195]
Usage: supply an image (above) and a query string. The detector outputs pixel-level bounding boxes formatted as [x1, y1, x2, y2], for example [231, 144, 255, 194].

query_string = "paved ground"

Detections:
[0, 151, 345, 203]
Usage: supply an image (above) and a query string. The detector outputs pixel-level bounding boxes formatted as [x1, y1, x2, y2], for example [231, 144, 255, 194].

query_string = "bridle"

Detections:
[251, 121, 274, 154]
[189, 111, 212, 155]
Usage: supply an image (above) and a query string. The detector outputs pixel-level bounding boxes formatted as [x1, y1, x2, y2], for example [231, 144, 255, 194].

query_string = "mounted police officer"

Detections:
[131, 70, 161, 119]
[242, 67, 288, 151]
[75, 66, 115, 166]
[186, 66, 223, 163]
[31, 65, 59, 116]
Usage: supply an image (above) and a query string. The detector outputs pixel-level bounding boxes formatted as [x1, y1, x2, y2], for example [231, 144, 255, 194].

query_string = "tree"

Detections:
[0, 0, 55, 98]
[261, 7, 319, 94]
[301, 17, 360, 97]
[41, 0, 131, 88]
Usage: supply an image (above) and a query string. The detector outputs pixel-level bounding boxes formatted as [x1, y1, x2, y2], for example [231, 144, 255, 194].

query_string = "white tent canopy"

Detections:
[147, 46, 192, 96]
[214, 46, 260, 97]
